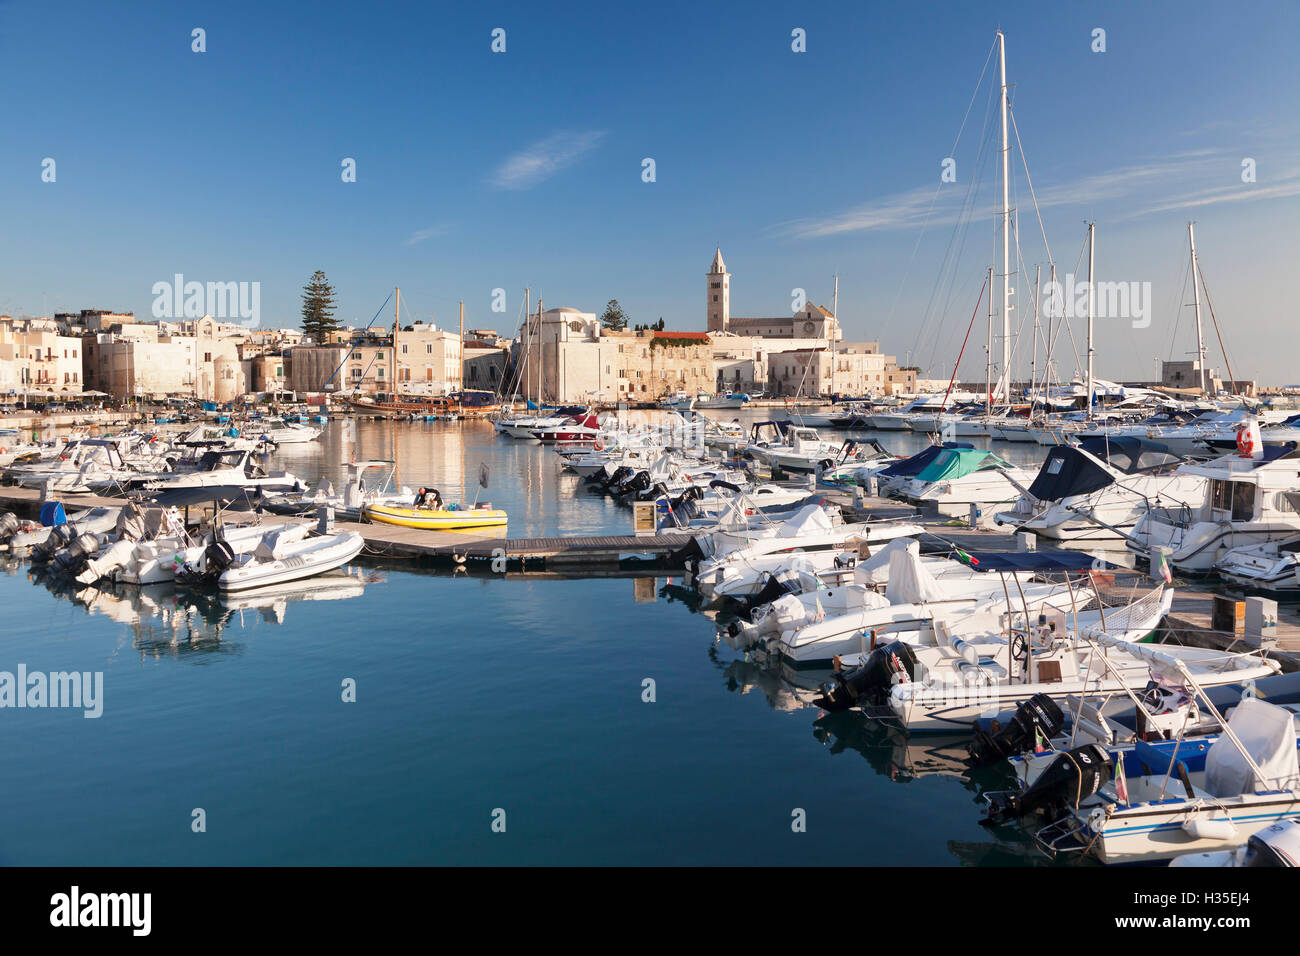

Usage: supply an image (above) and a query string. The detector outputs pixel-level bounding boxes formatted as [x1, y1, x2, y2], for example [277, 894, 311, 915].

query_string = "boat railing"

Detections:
[1033, 814, 1095, 860]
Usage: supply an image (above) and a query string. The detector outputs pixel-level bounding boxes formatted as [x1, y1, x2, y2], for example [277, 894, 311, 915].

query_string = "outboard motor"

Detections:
[615, 471, 651, 499]
[31, 522, 76, 563]
[600, 466, 632, 491]
[635, 481, 671, 504]
[670, 537, 705, 573]
[736, 572, 802, 617]
[52, 532, 101, 576]
[1241, 820, 1300, 868]
[968, 693, 1065, 767]
[0, 511, 19, 543]
[177, 538, 237, 585]
[982, 743, 1112, 824]
[813, 640, 918, 712]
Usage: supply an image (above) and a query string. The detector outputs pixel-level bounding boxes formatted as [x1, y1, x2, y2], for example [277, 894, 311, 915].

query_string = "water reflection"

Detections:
[25, 564, 379, 659]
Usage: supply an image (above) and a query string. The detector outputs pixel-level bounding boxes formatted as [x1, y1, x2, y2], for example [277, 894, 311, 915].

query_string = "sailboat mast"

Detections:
[458, 299, 465, 394]
[1031, 263, 1040, 406]
[831, 273, 838, 399]
[1188, 222, 1209, 396]
[998, 30, 1012, 404]
[1086, 222, 1095, 419]
[537, 296, 543, 404]
[985, 266, 994, 417]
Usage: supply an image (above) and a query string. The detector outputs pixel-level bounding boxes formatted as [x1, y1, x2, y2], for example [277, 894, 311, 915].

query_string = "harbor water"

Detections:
[0, 416, 1110, 865]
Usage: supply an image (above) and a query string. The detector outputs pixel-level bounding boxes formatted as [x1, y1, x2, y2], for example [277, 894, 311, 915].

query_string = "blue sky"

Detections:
[2, 0, 1298, 382]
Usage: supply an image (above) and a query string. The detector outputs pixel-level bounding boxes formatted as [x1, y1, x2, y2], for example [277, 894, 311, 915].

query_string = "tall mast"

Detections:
[394, 286, 400, 394]
[985, 266, 994, 417]
[998, 30, 1012, 406]
[1188, 222, 1209, 395]
[458, 299, 465, 394]
[1086, 222, 1095, 419]
[831, 273, 838, 399]
[536, 296, 543, 404]
[521, 286, 530, 402]
[1031, 263, 1040, 407]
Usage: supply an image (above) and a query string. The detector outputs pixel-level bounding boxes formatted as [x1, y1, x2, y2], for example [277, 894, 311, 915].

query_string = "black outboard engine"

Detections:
[982, 743, 1112, 824]
[615, 471, 651, 498]
[637, 481, 672, 503]
[31, 523, 76, 563]
[813, 640, 918, 712]
[968, 693, 1065, 767]
[739, 572, 801, 616]
[177, 538, 237, 585]
[52, 532, 101, 576]
[0, 511, 19, 543]
[670, 537, 705, 573]
[600, 466, 632, 491]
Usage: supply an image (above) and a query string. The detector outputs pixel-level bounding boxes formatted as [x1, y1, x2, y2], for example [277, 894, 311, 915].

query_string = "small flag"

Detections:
[1153, 550, 1172, 584]
[955, 548, 980, 566]
[1114, 756, 1129, 804]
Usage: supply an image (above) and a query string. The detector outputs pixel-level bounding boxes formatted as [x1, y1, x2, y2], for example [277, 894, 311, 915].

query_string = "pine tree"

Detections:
[600, 299, 628, 331]
[301, 270, 339, 343]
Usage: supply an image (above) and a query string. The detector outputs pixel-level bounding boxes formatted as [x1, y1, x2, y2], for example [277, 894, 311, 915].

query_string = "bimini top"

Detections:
[951, 548, 1113, 573]
[913, 448, 1013, 484]
[876, 442, 973, 479]
[1027, 438, 1182, 503]
[1078, 436, 1183, 473]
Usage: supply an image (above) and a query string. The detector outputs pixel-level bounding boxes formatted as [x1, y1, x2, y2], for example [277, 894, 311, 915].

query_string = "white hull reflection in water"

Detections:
[26, 565, 380, 653]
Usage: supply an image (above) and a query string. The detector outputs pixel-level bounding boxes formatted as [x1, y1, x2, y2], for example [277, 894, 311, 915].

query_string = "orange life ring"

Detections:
[1236, 423, 1255, 457]
[593, 437, 604, 452]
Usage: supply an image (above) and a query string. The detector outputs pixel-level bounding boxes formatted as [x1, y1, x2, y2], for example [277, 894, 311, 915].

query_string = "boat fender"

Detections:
[1182, 818, 1239, 842]
[950, 637, 980, 665]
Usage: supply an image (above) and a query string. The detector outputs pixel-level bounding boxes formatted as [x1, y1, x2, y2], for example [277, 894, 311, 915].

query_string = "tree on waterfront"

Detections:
[600, 299, 628, 331]
[301, 270, 339, 343]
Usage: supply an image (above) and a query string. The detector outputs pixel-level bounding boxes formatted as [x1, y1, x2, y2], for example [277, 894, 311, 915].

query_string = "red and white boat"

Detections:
[531, 412, 601, 445]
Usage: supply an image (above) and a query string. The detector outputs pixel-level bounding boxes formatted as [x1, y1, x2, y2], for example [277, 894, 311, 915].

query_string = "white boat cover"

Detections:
[856, 536, 912, 586]
[779, 503, 834, 538]
[1205, 697, 1300, 798]
[252, 524, 309, 562]
[885, 539, 947, 604]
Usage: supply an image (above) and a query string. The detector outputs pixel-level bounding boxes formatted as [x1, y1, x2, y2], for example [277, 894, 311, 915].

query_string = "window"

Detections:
[1210, 480, 1256, 521]
[402, 344, 408, 354]
[426, 343, 432, 354]
[351, 368, 361, 380]
[426, 368, 433, 381]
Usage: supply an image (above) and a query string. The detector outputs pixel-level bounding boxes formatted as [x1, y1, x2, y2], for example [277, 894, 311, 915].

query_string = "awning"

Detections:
[953, 549, 1113, 572]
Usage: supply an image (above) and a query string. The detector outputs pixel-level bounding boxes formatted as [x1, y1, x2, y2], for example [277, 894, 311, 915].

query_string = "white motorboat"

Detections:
[894, 447, 1036, 517]
[1213, 535, 1300, 595]
[985, 644, 1298, 864]
[1127, 433, 1300, 572]
[994, 438, 1203, 541]
[117, 520, 291, 585]
[125, 447, 302, 495]
[193, 524, 365, 591]
[262, 459, 412, 521]
[692, 517, 924, 600]
[817, 587, 1280, 734]
[254, 419, 322, 444]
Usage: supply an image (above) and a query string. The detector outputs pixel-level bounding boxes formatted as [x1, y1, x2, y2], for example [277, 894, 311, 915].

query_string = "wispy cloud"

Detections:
[775, 147, 1300, 239]
[489, 130, 606, 190]
[404, 224, 451, 246]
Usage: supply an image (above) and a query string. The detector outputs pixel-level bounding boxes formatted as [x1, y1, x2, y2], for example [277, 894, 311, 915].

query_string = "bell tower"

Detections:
[707, 247, 730, 332]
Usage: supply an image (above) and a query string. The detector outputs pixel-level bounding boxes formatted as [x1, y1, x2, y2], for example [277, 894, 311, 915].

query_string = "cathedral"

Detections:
[706, 248, 841, 340]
